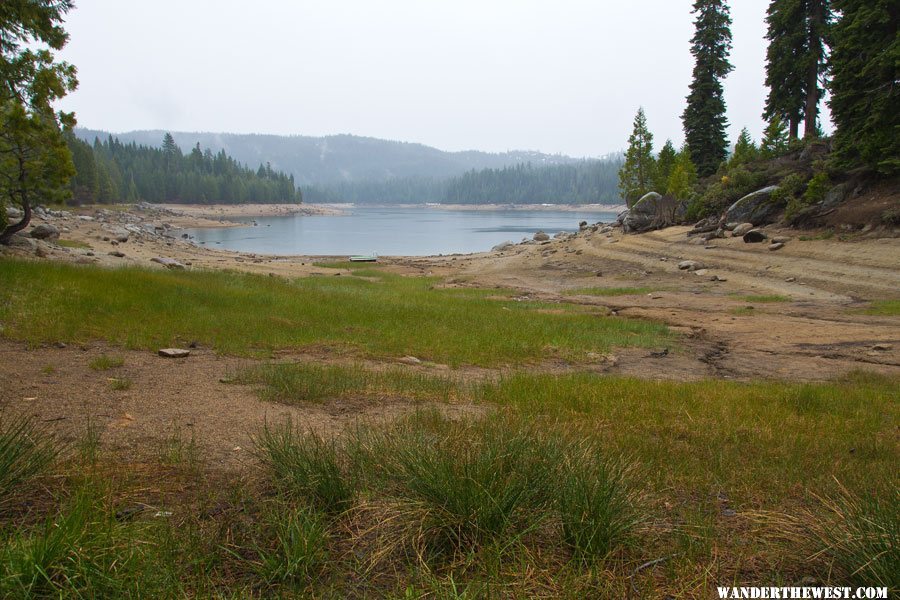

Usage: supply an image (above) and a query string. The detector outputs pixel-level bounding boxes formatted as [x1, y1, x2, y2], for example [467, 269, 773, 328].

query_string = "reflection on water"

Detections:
[180, 206, 619, 256]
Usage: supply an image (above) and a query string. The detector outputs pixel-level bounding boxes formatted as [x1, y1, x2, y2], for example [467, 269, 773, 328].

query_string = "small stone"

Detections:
[150, 257, 186, 269]
[785, 277, 796, 282]
[721, 508, 737, 517]
[694, 269, 709, 276]
[678, 260, 705, 271]
[871, 343, 892, 351]
[769, 242, 785, 251]
[771, 236, 790, 243]
[158, 348, 190, 358]
[398, 356, 422, 365]
[108, 251, 125, 258]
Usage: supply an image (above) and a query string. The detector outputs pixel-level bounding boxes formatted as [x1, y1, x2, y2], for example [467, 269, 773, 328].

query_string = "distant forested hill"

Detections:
[66, 133, 301, 205]
[74, 129, 585, 187]
[302, 159, 624, 205]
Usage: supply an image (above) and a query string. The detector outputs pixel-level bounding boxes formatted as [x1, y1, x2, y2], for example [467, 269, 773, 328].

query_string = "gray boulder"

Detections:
[622, 192, 670, 233]
[5, 206, 23, 220]
[29, 223, 60, 240]
[677, 260, 705, 271]
[533, 231, 550, 242]
[491, 241, 514, 252]
[725, 186, 783, 226]
[107, 227, 130, 243]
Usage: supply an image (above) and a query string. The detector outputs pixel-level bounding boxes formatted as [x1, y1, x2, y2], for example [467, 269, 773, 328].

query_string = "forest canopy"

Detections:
[65, 133, 302, 205]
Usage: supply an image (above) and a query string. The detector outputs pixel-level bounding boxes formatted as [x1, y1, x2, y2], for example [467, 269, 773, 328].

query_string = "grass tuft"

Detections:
[731, 294, 791, 303]
[254, 421, 358, 515]
[0, 416, 59, 510]
[808, 485, 899, 589]
[89, 354, 124, 371]
[862, 300, 900, 316]
[250, 504, 329, 587]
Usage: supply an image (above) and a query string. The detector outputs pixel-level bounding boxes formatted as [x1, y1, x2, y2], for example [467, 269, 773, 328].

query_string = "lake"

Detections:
[181, 205, 620, 256]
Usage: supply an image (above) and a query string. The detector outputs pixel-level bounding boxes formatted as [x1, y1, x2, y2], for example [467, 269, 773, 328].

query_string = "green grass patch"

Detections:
[0, 259, 670, 366]
[55, 239, 91, 249]
[108, 377, 132, 391]
[862, 300, 900, 316]
[234, 362, 458, 404]
[311, 260, 383, 270]
[89, 355, 124, 371]
[730, 306, 757, 316]
[730, 294, 791, 303]
[564, 287, 654, 297]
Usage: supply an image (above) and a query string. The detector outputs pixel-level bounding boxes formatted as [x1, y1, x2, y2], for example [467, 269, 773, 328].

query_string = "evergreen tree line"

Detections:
[618, 0, 897, 209]
[65, 132, 302, 205]
[302, 159, 623, 205]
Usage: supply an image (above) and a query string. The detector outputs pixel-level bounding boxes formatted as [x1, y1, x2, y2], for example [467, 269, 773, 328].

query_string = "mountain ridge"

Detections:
[74, 128, 598, 187]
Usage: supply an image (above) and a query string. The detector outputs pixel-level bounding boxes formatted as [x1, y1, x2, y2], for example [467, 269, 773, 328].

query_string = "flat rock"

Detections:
[771, 236, 790, 243]
[768, 242, 785, 251]
[398, 356, 422, 365]
[677, 260, 705, 271]
[731, 222, 754, 236]
[158, 348, 190, 358]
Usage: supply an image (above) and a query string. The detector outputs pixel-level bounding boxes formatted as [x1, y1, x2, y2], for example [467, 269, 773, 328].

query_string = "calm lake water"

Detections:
[181, 206, 619, 256]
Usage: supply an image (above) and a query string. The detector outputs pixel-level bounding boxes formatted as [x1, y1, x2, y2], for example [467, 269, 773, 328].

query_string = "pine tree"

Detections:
[618, 107, 656, 207]
[682, 0, 733, 178]
[730, 128, 758, 166]
[763, 0, 807, 139]
[760, 116, 789, 157]
[654, 140, 677, 194]
[803, 0, 830, 138]
[828, 1, 899, 174]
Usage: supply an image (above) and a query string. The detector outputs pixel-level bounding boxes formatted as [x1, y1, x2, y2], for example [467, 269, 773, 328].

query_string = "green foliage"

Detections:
[803, 171, 830, 204]
[666, 146, 698, 201]
[0, 416, 59, 510]
[862, 300, 900, 316]
[682, 0, 733, 177]
[0, 0, 77, 242]
[618, 107, 656, 207]
[778, 172, 814, 219]
[729, 128, 758, 167]
[653, 140, 677, 194]
[761, 115, 790, 158]
[0, 260, 671, 366]
[255, 422, 358, 515]
[829, 1, 900, 175]
[763, 0, 831, 139]
[689, 166, 768, 218]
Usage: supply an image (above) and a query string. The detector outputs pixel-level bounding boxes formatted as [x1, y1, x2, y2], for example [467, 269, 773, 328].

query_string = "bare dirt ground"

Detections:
[1, 204, 898, 470]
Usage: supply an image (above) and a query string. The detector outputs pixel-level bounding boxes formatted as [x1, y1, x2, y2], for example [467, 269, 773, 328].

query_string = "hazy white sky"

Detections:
[58, 0, 825, 157]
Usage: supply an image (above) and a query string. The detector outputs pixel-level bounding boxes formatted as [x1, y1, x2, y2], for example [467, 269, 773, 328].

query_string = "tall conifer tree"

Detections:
[618, 107, 655, 207]
[682, 0, 733, 178]
[828, 0, 899, 174]
[763, 0, 807, 139]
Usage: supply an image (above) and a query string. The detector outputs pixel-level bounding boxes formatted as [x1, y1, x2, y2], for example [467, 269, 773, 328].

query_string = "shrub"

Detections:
[254, 421, 358, 515]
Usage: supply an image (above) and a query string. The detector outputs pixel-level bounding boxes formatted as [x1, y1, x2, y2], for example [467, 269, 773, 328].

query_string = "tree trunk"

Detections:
[0, 157, 32, 244]
[804, 0, 826, 138]
[789, 117, 800, 140]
